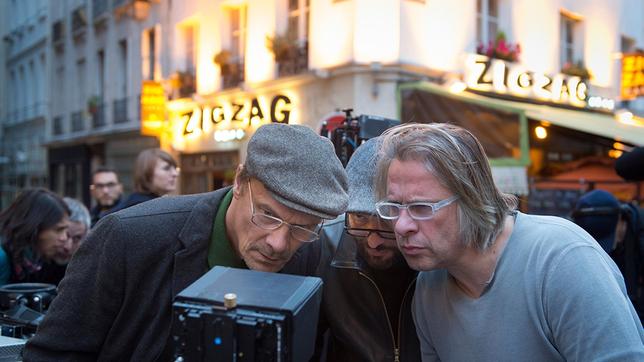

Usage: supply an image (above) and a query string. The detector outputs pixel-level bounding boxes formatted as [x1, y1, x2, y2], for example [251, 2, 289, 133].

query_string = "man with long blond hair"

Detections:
[375, 122, 643, 361]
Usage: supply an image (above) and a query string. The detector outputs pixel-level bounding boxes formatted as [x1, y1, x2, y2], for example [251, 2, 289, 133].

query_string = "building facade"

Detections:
[0, 0, 50, 208]
[1, 0, 643, 211]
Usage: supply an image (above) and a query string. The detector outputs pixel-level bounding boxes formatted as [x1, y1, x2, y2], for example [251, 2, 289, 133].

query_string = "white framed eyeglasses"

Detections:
[248, 181, 322, 243]
[375, 195, 459, 220]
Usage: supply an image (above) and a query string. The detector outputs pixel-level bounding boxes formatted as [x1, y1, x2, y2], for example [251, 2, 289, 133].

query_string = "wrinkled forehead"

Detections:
[250, 179, 322, 226]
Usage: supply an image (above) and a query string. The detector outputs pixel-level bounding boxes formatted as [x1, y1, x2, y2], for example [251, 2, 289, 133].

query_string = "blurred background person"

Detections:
[35, 197, 91, 286]
[0, 189, 70, 285]
[315, 137, 420, 361]
[572, 189, 644, 320]
[90, 167, 123, 227]
[112, 148, 178, 212]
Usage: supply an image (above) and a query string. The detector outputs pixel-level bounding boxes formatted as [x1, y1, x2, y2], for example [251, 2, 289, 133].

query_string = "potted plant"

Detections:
[87, 95, 100, 115]
[476, 31, 521, 63]
[561, 60, 592, 79]
[266, 33, 297, 62]
[214, 49, 234, 76]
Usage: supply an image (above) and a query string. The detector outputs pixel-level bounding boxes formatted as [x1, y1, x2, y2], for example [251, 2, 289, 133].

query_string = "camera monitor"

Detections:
[172, 266, 323, 361]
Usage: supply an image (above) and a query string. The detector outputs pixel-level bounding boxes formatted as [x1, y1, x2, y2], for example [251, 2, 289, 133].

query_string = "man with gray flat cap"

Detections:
[24, 123, 349, 361]
[314, 137, 420, 362]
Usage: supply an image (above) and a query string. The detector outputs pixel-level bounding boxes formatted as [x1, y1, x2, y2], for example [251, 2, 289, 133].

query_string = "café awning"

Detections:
[400, 81, 644, 146]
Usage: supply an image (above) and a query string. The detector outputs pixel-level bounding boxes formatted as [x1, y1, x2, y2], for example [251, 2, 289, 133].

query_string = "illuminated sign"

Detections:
[168, 93, 295, 152]
[180, 95, 292, 136]
[621, 53, 644, 100]
[465, 54, 588, 107]
[140, 80, 167, 136]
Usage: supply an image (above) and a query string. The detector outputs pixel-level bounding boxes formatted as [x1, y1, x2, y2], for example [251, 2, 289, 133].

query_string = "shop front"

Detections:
[398, 54, 644, 216]
[157, 67, 394, 195]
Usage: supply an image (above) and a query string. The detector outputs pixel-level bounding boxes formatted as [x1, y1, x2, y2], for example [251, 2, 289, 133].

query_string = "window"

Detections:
[621, 35, 635, 54]
[76, 59, 86, 108]
[184, 24, 197, 74]
[560, 13, 582, 68]
[287, 0, 309, 43]
[142, 28, 155, 80]
[97, 50, 105, 98]
[54, 65, 65, 118]
[118, 39, 127, 95]
[229, 6, 247, 61]
[476, 0, 498, 45]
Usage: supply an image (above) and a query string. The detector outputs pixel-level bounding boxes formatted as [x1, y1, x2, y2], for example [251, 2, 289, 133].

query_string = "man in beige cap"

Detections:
[25, 123, 349, 361]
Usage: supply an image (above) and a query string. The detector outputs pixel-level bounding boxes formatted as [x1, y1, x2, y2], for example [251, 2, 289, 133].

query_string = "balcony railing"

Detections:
[113, 0, 150, 20]
[93, 0, 110, 21]
[113, 98, 128, 123]
[71, 5, 88, 36]
[277, 42, 309, 77]
[52, 116, 64, 136]
[91, 102, 106, 128]
[221, 59, 244, 89]
[71, 111, 85, 132]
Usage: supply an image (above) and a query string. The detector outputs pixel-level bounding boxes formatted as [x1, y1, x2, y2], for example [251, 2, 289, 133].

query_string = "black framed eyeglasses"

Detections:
[248, 181, 322, 243]
[343, 216, 396, 240]
[345, 227, 396, 240]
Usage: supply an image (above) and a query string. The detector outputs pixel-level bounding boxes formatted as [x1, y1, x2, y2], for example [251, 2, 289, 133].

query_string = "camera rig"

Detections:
[0, 283, 57, 339]
[172, 267, 323, 362]
[320, 109, 400, 167]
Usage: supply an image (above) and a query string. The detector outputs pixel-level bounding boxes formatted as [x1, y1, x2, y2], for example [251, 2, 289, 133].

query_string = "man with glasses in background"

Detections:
[314, 137, 420, 361]
[25, 123, 349, 360]
[89, 166, 124, 226]
[374, 123, 644, 361]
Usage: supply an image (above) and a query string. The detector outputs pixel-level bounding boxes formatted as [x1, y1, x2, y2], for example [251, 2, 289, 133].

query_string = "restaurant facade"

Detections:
[2, 0, 643, 211]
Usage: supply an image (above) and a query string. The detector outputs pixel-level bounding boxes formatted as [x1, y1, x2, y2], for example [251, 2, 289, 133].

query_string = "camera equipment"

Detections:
[320, 109, 400, 166]
[0, 335, 26, 361]
[0, 283, 57, 339]
[172, 266, 323, 362]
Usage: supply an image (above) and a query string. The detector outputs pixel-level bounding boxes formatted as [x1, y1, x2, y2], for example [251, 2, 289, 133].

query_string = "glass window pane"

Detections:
[489, 0, 498, 17]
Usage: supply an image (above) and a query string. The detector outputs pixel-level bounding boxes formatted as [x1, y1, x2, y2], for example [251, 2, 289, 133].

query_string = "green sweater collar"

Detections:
[207, 189, 247, 269]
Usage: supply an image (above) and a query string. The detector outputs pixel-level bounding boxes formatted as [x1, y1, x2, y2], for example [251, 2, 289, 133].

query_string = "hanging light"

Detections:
[534, 126, 548, 139]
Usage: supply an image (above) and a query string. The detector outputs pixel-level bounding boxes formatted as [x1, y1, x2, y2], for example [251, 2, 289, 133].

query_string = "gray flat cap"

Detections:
[346, 137, 382, 214]
[245, 123, 348, 219]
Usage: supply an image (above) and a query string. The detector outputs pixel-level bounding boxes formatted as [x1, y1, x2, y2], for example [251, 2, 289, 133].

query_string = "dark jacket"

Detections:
[23, 187, 318, 361]
[90, 197, 122, 227]
[315, 217, 420, 362]
[108, 192, 158, 214]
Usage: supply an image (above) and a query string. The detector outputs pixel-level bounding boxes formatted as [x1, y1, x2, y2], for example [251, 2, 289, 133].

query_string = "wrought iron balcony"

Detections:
[71, 5, 88, 36]
[71, 111, 85, 132]
[113, 98, 128, 124]
[52, 116, 64, 136]
[277, 42, 309, 77]
[93, 0, 110, 24]
[91, 102, 106, 128]
[222, 60, 245, 89]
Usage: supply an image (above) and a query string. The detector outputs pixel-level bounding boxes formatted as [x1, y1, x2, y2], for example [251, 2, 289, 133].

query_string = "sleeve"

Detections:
[544, 245, 644, 361]
[23, 214, 126, 361]
[0, 247, 11, 285]
[411, 276, 441, 362]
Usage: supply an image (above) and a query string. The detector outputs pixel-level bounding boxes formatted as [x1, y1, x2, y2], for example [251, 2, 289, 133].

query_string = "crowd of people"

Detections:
[0, 123, 642, 360]
[0, 147, 178, 288]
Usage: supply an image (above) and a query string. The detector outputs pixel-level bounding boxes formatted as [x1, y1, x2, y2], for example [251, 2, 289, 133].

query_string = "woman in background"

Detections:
[0, 188, 70, 285]
[113, 148, 179, 211]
